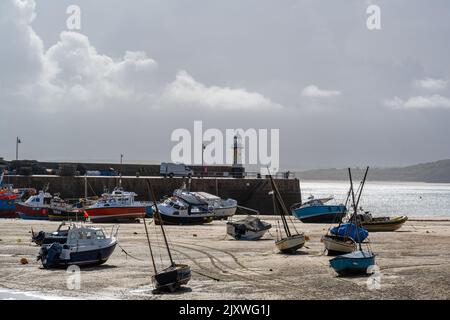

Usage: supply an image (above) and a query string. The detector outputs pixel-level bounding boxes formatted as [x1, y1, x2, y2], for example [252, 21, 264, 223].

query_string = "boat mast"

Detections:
[348, 168, 363, 251]
[269, 173, 291, 238]
[146, 179, 175, 267]
[143, 214, 158, 274]
[354, 167, 369, 213]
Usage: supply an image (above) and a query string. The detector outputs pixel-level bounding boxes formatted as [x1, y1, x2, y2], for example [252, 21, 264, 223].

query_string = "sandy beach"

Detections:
[0, 217, 449, 300]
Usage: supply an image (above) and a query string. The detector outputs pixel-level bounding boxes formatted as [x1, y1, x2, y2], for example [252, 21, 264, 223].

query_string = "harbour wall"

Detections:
[4, 175, 301, 215]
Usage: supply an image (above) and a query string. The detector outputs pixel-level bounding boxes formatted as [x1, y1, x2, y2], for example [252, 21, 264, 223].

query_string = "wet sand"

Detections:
[0, 217, 449, 300]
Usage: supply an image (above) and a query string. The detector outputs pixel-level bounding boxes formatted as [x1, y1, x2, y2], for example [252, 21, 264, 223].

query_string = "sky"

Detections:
[1, 0, 450, 170]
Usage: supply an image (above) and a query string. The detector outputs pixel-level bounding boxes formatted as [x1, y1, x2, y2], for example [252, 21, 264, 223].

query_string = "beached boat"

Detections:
[174, 189, 237, 220]
[291, 196, 347, 223]
[155, 193, 214, 225]
[84, 187, 146, 223]
[16, 190, 52, 220]
[358, 213, 408, 232]
[47, 196, 85, 221]
[268, 172, 306, 254]
[322, 234, 357, 256]
[36, 223, 118, 269]
[329, 168, 376, 276]
[145, 180, 191, 293]
[329, 250, 375, 276]
[0, 189, 17, 218]
[0, 174, 36, 218]
[227, 215, 272, 240]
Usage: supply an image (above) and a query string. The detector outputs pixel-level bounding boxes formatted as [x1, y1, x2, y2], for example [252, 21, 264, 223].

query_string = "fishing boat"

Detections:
[227, 215, 272, 240]
[144, 180, 191, 293]
[84, 187, 146, 223]
[268, 172, 306, 254]
[329, 168, 376, 276]
[0, 189, 18, 218]
[16, 190, 52, 220]
[47, 196, 85, 221]
[291, 196, 347, 223]
[0, 173, 36, 218]
[155, 193, 214, 225]
[174, 189, 237, 220]
[358, 212, 408, 232]
[36, 223, 118, 269]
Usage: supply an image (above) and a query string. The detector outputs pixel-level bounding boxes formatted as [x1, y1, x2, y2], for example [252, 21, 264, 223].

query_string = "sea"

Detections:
[300, 181, 450, 218]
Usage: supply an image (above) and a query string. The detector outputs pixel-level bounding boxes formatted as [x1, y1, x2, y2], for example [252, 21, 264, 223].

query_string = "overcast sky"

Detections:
[1, 0, 450, 170]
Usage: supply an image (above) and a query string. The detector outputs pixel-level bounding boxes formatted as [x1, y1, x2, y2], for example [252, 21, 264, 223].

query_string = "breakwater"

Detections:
[4, 175, 301, 215]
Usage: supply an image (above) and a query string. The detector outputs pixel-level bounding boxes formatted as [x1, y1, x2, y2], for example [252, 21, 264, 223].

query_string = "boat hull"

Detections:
[361, 216, 408, 232]
[84, 206, 145, 223]
[292, 205, 347, 223]
[154, 212, 213, 225]
[16, 203, 49, 220]
[152, 264, 191, 292]
[330, 251, 375, 276]
[48, 208, 85, 222]
[0, 198, 17, 218]
[41, 243, 117, 268]
[213, 206, 237, 220]
[226, 223, 269, 240]
[322, 235, 357, 256]
[276, 234, 306, 254]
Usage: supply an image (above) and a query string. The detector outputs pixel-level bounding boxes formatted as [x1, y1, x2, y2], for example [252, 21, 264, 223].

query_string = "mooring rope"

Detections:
[191, 269, 221, 282]
[117, 243, 145, 262]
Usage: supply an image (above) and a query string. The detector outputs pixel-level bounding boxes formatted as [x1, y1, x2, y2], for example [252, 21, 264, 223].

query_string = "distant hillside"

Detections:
[295, 159, 450, 183]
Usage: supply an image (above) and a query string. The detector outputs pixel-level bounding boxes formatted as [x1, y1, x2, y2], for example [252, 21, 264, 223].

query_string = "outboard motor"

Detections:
[38, 243, 63, 268]
[32, 231, 46, 245]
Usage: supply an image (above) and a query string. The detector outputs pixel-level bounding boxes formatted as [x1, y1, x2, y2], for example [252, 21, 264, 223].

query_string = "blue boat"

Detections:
[291, 196, 347, 223]
[0, 174, 18, 218]
[330, 223, 369, 243]
[329, 250, 375, 276]
[1, 173, 36, 218]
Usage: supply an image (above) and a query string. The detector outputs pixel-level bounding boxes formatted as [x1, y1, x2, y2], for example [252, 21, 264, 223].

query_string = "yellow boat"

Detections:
[361, 215, 408, 232]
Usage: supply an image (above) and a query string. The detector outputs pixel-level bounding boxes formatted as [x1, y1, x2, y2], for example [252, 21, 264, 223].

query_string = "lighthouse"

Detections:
[231, 135, 245, 178]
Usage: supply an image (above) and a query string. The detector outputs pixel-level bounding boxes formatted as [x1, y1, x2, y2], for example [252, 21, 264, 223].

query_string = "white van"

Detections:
[160, 163, 194, 178]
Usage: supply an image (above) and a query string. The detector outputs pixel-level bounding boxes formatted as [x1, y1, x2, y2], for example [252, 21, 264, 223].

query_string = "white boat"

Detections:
[275, 234, 305, 253]
[226, 215, 272, 240]
[173, 189, 237, 220]
[36, 223, 118, 268]
[156, 193, 214, 225]
[322, 234, 357, 256]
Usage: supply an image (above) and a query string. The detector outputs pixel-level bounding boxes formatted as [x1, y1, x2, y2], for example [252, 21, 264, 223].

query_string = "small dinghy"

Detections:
[322, 234, 357, 256]
[329, 250, 375, 276]
[227, 215, 272, 240]
[329, 168, 376, 276]
[359, 213, 408, 232]
[267, 171, 306, 254]
[144, 180, 191, 293]
[36, 223, 118, 269]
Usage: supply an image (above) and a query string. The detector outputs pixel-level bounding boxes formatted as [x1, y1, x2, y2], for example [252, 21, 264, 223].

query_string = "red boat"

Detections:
[0, 191, 17, 218]
[84, 188, 146, 223]
[16, 191, 52, 220]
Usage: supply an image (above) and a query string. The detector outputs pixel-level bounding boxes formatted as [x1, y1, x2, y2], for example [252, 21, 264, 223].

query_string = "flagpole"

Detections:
[16, 137, 19, 161]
